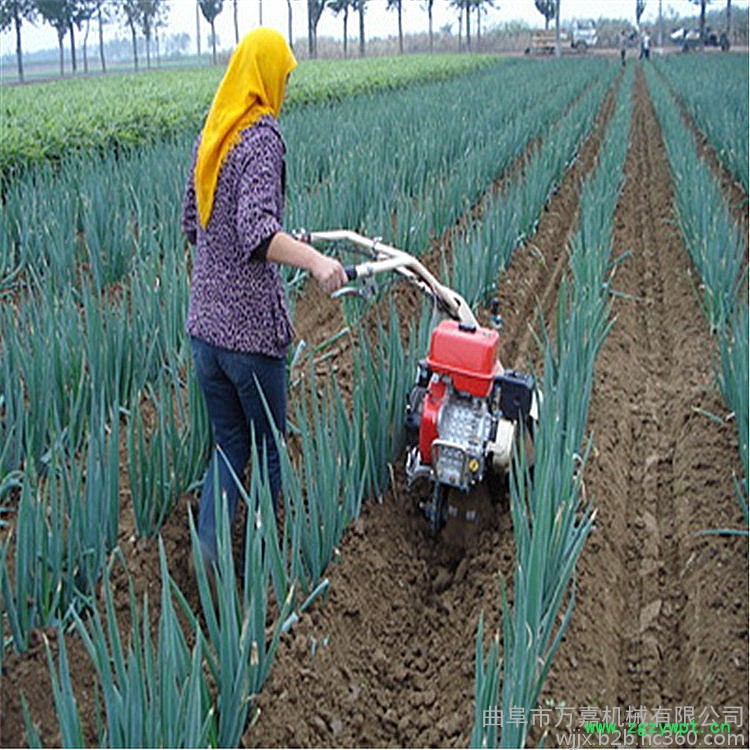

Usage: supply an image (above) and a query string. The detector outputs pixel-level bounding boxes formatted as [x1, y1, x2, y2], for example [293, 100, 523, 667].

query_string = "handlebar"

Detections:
[299, 230, 478, 329]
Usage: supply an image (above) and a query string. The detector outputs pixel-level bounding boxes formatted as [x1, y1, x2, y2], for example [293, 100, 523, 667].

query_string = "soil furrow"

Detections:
[541, 65, 747, 743]
[497, 76, 619, 372]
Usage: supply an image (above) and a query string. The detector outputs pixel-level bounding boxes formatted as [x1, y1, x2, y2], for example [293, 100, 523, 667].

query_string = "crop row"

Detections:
[470, 64, 634, 747]
[0, 54, 495, 180]
[651, 55, 749, 194]
[644, 64, 748, 523]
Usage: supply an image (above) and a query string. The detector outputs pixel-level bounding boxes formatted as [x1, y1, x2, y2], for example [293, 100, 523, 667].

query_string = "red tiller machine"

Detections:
[299, 230, 541, 535]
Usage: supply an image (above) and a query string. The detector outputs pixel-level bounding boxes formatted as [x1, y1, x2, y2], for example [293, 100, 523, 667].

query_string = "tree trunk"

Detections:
[233, 0, 239, 44]
[658, 0, 663, 47]
[465, 5, 470, 49]
[83, 18, 90, 74]
[69, 22, 77, 73]
[58, 31, 65, 76]
[130, 22, 139, 70]
[398, 2, 403, 54]
[98, 5, 106, 72]
[286, 0, 293, 50]
[554, 0, 561, 57]
[211, 19, 217, 63]
[259, 0, 263, 25]
[14, 12, 24, 83]
[145, 31, 151, 69]
[699, 0, 706, 47]
[726, 0, 732, 38]
[343, 8, 348, 57]
[196, 1, 201, 57]
[308, 4, 315, 59]
[428, 3, 433, 51]
[359, 2, 365, 57]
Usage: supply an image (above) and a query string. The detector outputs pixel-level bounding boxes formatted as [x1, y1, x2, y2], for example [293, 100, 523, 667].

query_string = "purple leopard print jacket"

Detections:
[182, 115, 294, 358]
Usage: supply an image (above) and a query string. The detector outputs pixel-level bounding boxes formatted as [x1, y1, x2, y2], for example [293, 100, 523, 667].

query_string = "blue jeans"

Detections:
[191, 337, 286, 565]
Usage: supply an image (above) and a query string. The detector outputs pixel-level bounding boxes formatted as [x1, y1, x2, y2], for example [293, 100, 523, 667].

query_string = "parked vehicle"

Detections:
[524, 20, 597, 55]
[670, 26, 730, 51]
[570, 19, 598, 50]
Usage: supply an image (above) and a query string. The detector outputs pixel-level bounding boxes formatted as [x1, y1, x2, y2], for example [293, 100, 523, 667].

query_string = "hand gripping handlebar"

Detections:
[297, 230, 479, 329]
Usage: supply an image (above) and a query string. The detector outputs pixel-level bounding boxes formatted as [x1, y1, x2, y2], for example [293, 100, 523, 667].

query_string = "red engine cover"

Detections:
[425, 320, 502, 398]
[419, 377, 446, 464]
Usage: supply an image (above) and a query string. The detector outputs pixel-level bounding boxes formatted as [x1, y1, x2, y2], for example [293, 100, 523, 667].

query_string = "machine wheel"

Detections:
[428, 483, 447, 536]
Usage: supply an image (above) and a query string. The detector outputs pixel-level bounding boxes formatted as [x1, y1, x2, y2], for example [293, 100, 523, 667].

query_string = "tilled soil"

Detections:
[537, 67, 748, 735]
[240, 66, 621, 750]
[242, 68, 747, 748]
[2, 63, 747, 748]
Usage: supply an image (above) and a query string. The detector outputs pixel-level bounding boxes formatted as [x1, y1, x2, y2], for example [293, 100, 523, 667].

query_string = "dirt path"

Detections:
[539, 67, 748, 738]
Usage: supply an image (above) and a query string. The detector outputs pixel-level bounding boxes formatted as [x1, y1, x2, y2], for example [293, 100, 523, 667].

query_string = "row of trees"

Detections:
[0, 0, 736, 83]
[324, 1, 498, 58]
[0, 0, 504, 80]
[0, 0, 172, 80]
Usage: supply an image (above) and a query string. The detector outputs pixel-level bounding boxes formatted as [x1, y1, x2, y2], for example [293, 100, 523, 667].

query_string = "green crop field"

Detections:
[0, 51, 747, 749]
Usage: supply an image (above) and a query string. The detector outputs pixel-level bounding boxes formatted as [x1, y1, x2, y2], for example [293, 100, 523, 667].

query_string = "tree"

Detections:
[195, 0, 200, 55]
[328, 0, 353, 57]
[285, 0, 293, 50]
[355, 0, 366, 56]
[0, 0, 35, 82]
[725, 0, 731, 39]
[140, 0, 168, 68]
[450, 0, 469, 49]
[76, 0, 101, 73]
[386, 0, 403, 54]
[534, 0, 555, 29]
[68, 0, 100, 73]
[422, 0, 435, 51]
[473, 0, 495, 49]
[636, 0, 646, 25]
[36, 0, 75, 75]
[307, 0, 325, 58]
[93, 0, 113, 73]
[198, 0, 222, 63]
[118, 0, 141, 69]
[554, 0, 561, 56]
[232, 0, 237, 44]
[691, 0, 710, 45]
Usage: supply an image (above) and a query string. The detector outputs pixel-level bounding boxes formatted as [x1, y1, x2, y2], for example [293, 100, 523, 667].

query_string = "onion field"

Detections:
[0, 52, 747, 748]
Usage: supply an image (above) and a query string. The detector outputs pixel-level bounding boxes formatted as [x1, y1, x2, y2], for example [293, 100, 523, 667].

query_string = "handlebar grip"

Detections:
[344, 265, 358, 281]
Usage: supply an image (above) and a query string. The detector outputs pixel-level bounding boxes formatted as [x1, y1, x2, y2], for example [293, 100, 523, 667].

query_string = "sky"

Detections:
[1, 0, 746, 56]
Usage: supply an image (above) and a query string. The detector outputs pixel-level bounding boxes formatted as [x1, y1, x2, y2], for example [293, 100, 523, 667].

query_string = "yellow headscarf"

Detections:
[195, 28, 297, 228]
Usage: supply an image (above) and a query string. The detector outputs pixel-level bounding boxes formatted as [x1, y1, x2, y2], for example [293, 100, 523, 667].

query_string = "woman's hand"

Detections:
[267, 232, 348, 295]
[309, 251, 348, 295]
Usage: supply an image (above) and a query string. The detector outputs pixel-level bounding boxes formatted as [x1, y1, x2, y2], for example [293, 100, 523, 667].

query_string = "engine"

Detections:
[404, 319, 535, 494]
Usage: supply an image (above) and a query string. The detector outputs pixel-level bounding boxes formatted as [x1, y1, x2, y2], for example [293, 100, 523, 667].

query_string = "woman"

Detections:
[181, 28, 347, 568]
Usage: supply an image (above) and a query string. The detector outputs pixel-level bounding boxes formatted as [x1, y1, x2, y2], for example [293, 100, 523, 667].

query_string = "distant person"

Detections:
[181, 28, 347, 573]
[640, 31, 651, 59]
[620, 30, 628, 66]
